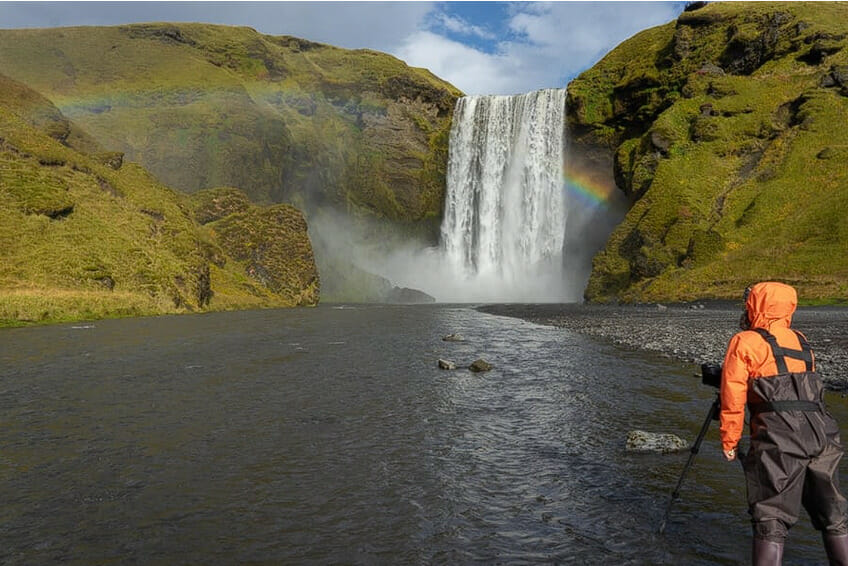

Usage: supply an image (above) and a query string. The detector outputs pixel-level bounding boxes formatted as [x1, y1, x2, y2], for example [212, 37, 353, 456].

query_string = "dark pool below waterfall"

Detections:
[1, 305, 845, 564]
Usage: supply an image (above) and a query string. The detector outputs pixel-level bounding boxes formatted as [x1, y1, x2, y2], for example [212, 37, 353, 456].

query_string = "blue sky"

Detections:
[0, 1, 687, 94]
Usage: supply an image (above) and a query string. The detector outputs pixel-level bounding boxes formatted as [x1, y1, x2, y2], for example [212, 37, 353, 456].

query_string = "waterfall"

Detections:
[440, 89, 568, 301]
[344, 87, 624, 303]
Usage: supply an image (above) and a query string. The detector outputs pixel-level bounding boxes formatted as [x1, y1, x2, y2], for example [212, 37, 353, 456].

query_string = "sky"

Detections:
[0, 1, 687, 95]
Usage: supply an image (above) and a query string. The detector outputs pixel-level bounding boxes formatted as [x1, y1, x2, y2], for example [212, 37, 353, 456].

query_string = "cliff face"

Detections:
[568, 2, 848, 303]
[0, 74, 318, 326]
[0, 24, 461, 226]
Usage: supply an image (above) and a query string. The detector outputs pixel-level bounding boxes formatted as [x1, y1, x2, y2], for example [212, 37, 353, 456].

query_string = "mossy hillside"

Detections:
[0, 73, 120, 165]
[0, 111, 210, 323]
[569, 2, 848, 302]
[0, 25, 293, 204]
[0, 24, 461, 225]
[190, 187, 320, 307]
[0, 75, 318, 326]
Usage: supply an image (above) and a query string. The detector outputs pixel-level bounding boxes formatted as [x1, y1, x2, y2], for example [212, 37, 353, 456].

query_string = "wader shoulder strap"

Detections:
[752, 328, 814, 374]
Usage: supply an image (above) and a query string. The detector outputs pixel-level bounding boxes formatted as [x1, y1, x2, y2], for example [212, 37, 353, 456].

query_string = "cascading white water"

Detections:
[440, 89, 568, 301]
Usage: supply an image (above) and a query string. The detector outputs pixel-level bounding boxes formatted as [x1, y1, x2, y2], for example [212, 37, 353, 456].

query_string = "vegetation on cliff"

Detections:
[568, 2, 848, 303]
[0, 74, 318, 326]
[0, 24, 461, 226]
[191, 187, 319, 307]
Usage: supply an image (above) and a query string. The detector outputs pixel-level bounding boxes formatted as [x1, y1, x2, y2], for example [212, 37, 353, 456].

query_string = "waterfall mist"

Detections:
[310, 88, 627, 304]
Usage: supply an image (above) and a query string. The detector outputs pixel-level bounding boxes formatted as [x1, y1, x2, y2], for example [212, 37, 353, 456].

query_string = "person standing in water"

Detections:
[720, 281, 848, 565]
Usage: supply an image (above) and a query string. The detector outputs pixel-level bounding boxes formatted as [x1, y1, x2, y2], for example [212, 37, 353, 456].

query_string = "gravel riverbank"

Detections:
[479, 303, 848, 391]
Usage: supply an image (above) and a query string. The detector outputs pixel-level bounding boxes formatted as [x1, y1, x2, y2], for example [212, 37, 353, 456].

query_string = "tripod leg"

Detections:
[658, 396, 720, 534]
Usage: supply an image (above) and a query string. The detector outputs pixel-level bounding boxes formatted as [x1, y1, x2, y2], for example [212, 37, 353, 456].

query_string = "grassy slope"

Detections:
[0, 74, 317, 326]
[0, 24, 462, 226]
[568, 2, 848, 303]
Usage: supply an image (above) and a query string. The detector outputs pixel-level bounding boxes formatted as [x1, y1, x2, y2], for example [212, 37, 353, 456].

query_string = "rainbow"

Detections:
[50, 86, 623, 214]
[51, 80, 296, 119]
[563, 165, 618, 209]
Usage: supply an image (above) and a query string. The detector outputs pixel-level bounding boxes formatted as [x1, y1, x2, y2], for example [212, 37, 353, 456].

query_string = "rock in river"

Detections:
[438, 359, 456, 370]
[626, 430, 689, 454]
[469, 359, 493, 373]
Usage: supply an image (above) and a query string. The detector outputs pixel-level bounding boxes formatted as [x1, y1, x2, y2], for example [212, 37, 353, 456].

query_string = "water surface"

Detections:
[1, 305, 844, 564]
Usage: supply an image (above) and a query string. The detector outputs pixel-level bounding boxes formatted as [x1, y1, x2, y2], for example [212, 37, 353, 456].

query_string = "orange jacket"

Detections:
[719, 282, 815, 452]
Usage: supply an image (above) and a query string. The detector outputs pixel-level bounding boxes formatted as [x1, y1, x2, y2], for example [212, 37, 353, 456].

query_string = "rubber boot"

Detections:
[752, 537, 784, 566]
[824, 533, 848, 566]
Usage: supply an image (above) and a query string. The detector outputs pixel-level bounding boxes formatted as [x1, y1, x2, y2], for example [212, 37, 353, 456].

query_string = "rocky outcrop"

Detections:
[205, 199, 320, 306]
[568, 2, 848, 303]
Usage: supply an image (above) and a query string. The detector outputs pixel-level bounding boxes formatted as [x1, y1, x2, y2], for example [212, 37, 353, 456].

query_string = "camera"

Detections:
[701, 362, 722, 388]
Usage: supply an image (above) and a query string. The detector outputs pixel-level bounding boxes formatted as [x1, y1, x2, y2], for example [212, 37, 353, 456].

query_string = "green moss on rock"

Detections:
[569, 1, 848, 303]
[208, 202, 320, 306]
[191, 187, 252, 224]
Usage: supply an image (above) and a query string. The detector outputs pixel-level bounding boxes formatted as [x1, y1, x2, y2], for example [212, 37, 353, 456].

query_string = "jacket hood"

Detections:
[746, 281, 797, 331]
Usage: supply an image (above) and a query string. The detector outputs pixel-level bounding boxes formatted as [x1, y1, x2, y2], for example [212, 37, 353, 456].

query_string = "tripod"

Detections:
[658, 394, 720, 534]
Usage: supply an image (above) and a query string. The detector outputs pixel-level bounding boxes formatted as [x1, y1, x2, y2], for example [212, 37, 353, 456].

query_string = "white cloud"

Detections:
[396, 31, 527, 95]
[509, 2, 683, 59]
[394, 2, 684, 95]
[433, 13, 496, 41]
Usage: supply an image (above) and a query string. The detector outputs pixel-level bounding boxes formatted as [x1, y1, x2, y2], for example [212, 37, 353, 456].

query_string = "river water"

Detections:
[1, 305, 844, 565]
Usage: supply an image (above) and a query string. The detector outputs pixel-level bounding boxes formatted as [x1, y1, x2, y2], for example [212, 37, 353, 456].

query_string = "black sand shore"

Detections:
[479, 303, 848, 391]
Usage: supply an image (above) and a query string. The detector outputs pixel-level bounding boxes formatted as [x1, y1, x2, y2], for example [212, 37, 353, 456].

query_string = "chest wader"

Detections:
[744, 329, 848, 564]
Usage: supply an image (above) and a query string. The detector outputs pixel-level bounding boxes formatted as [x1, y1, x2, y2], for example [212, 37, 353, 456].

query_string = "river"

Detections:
[1, 305, 844, 564]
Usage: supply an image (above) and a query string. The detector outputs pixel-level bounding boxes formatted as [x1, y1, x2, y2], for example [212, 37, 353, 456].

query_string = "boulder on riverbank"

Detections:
[626, 430, 689, 454]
